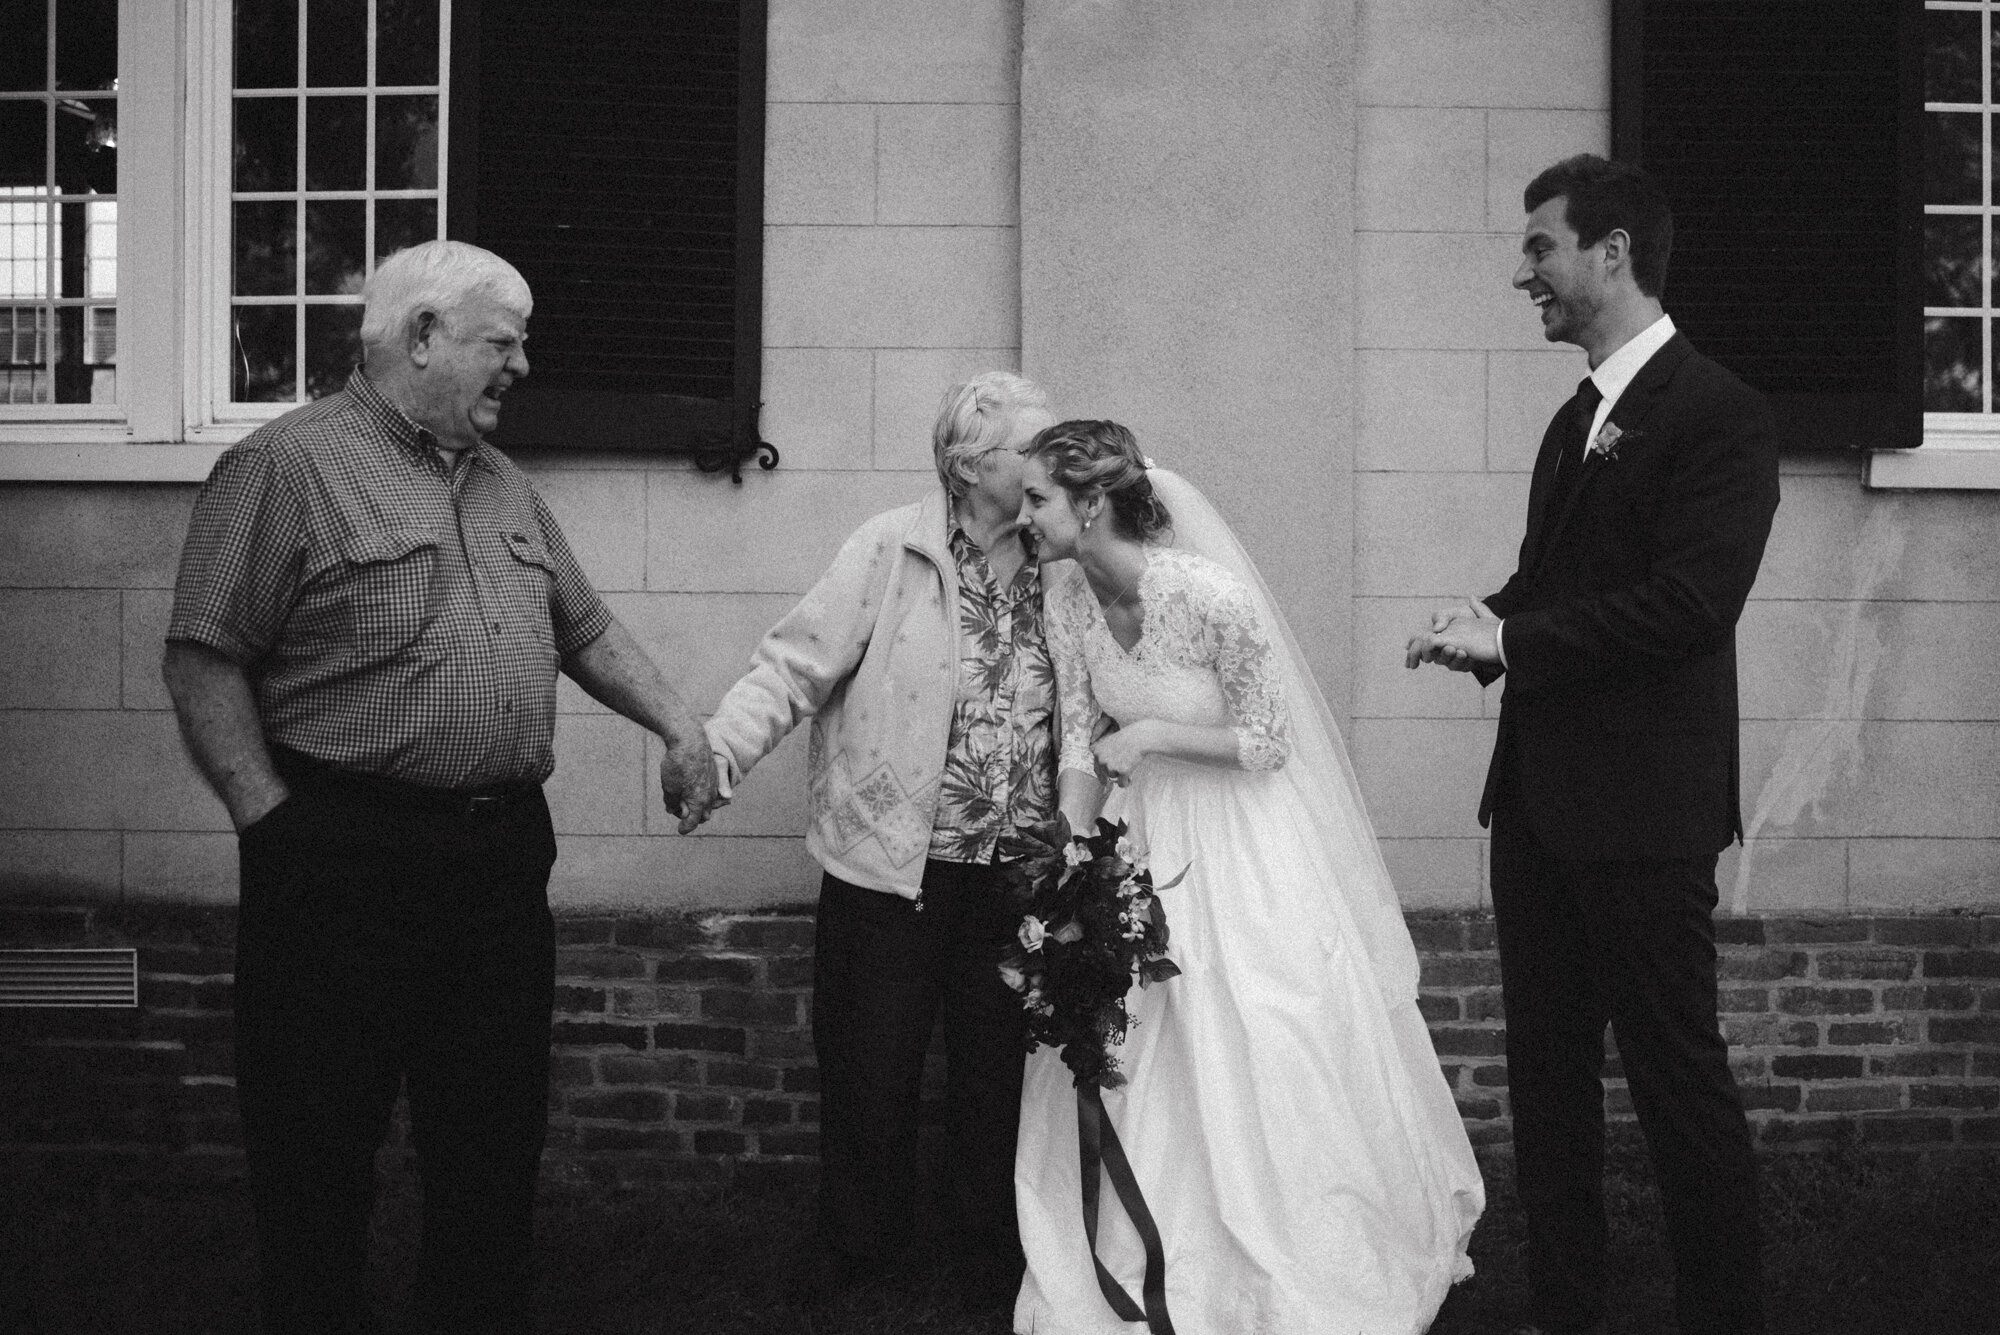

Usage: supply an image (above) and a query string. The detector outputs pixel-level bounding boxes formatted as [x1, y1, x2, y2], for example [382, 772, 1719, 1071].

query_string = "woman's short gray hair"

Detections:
[931, 371, 1051, 497]
[359, 240, 533, 350]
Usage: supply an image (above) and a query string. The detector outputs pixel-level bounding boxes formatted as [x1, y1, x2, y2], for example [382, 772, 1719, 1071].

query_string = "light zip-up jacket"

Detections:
[705, 486, 964, 899]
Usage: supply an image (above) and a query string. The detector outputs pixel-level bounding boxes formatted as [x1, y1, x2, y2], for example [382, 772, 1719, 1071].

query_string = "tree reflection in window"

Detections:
[1923, 1, 2000, 413]
[0, 0, 118, 407]
[231, 0, 444, 405]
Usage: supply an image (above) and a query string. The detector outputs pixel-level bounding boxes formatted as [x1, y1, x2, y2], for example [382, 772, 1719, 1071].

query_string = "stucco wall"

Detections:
[0, 0, 1995, 916]
[1019, 0, 1355, 697]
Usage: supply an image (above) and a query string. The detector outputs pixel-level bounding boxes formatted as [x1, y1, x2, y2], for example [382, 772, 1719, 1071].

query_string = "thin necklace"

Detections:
[1091, 546, 1147, 612]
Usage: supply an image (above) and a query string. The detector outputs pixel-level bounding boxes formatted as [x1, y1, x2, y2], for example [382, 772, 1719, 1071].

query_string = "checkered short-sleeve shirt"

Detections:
[167, 370, 613, 789]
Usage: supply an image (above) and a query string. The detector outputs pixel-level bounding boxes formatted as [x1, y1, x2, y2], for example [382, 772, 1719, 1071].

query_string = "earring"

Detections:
[1082, 517, 1092, 532]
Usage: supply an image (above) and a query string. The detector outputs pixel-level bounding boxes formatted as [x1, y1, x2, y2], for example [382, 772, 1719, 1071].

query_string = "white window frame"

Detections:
[0, 0, 453, 482]
[189, 0, 452, 443]
[1871, 0, 2000, 488]
[0, 0, 195, 478]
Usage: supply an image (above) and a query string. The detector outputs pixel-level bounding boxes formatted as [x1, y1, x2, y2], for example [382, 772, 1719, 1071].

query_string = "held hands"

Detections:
[658, 732, 724, 834]
[1404, 597, 1503, 673]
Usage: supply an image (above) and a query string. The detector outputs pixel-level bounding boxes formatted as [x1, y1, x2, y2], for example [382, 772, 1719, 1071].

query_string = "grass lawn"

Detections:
[5, 1137, 1998, 1334]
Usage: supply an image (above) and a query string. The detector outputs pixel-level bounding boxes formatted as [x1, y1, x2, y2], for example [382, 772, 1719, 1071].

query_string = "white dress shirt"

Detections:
[1494, 313, 1677, 669]
[1576, 313, 1677, 463]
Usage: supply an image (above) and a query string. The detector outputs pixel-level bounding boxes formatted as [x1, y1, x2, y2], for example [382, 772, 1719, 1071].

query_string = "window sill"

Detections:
[0, 440, 230, 483]
[1865, 447, 2000, 491]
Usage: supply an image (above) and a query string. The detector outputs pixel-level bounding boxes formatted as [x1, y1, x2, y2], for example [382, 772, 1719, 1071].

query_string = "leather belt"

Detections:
[270, 745, 538, 818]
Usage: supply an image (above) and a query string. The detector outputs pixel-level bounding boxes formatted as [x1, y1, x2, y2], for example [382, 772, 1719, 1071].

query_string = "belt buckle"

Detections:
[462, 792, 510, 816]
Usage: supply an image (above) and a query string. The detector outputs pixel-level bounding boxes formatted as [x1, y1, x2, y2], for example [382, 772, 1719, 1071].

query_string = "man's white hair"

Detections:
[932, 371, 1051, 497]
[359, 240, 533, 350]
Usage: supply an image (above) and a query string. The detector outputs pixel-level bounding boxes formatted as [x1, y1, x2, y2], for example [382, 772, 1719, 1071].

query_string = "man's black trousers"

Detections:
[812, 859, 1029, 1271]
[1490, 811, 1764, 1335]
[234, 757, 557, 1335]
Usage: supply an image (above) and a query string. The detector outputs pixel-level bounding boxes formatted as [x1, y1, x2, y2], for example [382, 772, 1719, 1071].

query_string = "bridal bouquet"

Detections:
[998, 817, 1182, 1090]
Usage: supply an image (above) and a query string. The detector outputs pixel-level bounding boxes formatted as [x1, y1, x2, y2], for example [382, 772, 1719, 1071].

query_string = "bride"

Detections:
[1010, 420, 1484, 1334]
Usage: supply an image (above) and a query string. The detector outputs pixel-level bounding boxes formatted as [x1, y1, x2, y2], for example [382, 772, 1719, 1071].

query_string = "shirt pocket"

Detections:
[499, 528, 558, 650]
[329, 526, 443, 661]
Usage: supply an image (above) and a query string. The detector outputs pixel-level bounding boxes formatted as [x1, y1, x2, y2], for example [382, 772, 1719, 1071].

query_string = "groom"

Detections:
[1407, 155, 1779, 1335]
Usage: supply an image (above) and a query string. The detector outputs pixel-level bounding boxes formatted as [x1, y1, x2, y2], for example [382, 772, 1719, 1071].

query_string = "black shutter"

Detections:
[448, 0, 776, 477]
[1613, 0, 1922, 449]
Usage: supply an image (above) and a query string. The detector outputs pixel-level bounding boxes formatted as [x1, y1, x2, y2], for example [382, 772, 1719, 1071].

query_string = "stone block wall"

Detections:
[6, 904, 1998, 1192]
[1349, 0, 1613, 910]
[3, 0, 1996, 937]
[0, 0, 1028, 916]
[1348, 0, 2000, 919]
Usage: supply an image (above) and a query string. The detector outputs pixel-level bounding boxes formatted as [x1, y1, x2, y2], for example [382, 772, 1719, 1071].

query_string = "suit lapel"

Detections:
[1533, 333, 1695, 570]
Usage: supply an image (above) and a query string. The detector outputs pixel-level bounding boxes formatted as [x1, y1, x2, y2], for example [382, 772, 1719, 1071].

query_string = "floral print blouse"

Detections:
[928, 516, 1058, 864]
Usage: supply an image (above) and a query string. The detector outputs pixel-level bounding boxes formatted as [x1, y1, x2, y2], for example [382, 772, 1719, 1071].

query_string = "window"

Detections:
[216, 0, 772, 470]
[1922, 2, 1987, 414]
[450, 0, 771, 475]
[0, 0, 120, 415]
[0, 0, 769, 481]
[224, 0, 448, 408]
[1617, 0, 2000, 486]
[1612, 0, 1916, 453]
[1914, 0, 2000, 474]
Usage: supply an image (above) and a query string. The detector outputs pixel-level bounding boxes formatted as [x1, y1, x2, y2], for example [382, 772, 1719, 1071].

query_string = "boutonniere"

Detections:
[1588, 422, 1639, 462]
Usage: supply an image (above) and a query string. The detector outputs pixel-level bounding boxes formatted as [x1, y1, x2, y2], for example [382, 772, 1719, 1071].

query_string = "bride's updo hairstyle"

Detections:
[1023, 419, 1172, 542]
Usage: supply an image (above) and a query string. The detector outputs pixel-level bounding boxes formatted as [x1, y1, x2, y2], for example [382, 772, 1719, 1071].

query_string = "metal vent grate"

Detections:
[0, 948, 140, 1007]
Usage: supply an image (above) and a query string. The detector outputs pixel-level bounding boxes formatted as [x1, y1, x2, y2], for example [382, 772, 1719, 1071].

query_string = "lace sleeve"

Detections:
[1203, 572, 1291, 771]
[1045, 565, 1103, 777]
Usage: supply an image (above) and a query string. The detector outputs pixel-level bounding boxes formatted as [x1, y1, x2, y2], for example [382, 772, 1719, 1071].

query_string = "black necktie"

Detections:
[1552, 376, 1602, 504]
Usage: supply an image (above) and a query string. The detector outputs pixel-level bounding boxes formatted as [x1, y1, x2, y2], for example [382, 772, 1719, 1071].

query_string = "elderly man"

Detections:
[702, 371, 1057, 1300]
[162, 240, 715, 1334]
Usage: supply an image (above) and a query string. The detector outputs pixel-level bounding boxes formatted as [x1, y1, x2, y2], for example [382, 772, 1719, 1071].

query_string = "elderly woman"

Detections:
[704, 371, 1058, 1299]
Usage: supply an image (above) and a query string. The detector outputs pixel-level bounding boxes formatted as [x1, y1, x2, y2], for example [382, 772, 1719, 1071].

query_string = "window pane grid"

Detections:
[232, 192, 438, 200]
[228, 295, 377, 304]
[229, 0, 446, 406]
[1925, 0, 1998, 414]
[0, 0, 117, 410]
[233, 85, 440, 95]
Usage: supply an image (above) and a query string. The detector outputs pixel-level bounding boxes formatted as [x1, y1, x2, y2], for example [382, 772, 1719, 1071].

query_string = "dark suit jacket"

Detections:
[1479, 331, 1781, 861]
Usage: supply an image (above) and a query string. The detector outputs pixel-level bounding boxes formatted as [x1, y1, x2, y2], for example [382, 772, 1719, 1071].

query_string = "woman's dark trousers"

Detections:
[811, 858, 1029, 1275]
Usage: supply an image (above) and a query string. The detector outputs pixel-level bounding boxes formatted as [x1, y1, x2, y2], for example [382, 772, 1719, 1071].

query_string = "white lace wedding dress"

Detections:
[1013, 544, 1483, 1335]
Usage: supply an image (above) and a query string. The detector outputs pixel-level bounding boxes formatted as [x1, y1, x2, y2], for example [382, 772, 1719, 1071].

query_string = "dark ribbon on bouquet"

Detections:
[1076, 1085, 1177, 1334]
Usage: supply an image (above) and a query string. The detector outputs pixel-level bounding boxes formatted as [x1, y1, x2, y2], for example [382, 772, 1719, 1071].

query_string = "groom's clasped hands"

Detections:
[1405, 598, 1504, 673]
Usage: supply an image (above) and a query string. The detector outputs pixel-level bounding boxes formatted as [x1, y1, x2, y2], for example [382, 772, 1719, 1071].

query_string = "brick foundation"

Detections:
[4, 904, 1998, 1187]
[1413, 913, 2000, 1152]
